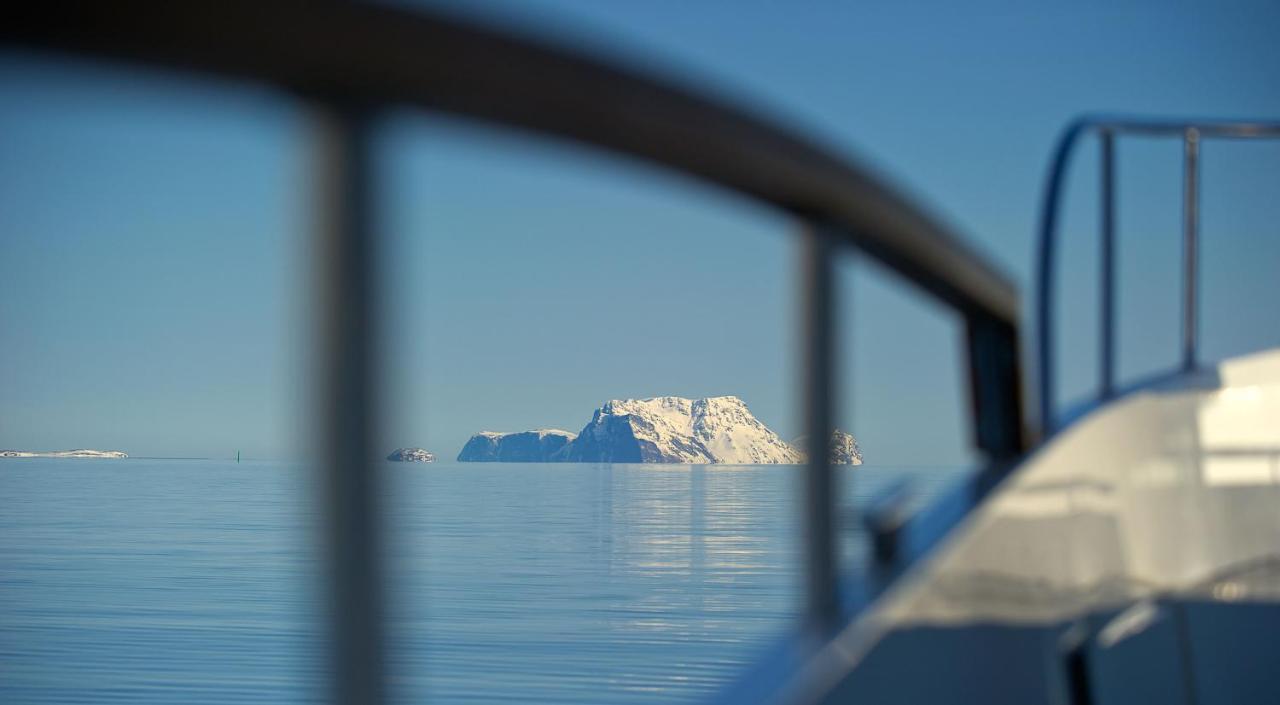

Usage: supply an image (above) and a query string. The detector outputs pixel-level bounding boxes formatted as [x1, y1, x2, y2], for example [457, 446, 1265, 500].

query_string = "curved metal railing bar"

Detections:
[3, 0, 1018, 327]
[1036, 115, 1280, 435]
[2, 3, 1027, 704]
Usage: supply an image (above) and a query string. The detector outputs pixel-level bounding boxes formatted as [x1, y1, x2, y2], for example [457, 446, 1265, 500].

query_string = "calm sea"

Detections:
[0, 459, 964, 704]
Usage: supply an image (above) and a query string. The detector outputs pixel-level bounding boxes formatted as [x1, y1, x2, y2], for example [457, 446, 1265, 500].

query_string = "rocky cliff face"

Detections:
[792, 430, 863, 465]
[456, 429, 576, 462]
[559, 396, 803, 464]
[827, 430, 863, 465]
[386, 448, 435, 462]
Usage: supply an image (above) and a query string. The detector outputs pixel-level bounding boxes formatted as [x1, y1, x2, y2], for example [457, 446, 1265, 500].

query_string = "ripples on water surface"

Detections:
[0, 460, 964, 703]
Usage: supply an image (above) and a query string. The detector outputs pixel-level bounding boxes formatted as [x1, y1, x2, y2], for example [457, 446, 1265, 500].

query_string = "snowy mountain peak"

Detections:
[562, 395, 802, 464]
[456, 396, 863, 465]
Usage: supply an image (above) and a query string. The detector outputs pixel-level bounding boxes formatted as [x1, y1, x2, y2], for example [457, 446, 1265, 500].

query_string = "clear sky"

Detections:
[2, 0, 1278, 462]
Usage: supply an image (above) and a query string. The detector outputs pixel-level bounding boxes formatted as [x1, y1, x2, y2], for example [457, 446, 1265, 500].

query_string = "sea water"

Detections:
[0, 459, 965, 704]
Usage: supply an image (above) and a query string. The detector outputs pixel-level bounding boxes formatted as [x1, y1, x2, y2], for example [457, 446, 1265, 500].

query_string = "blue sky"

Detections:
[2, 1, 1279, 462]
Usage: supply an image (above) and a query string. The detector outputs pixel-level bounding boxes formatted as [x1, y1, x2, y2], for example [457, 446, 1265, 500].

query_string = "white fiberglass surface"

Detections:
[875, 347, 1280, 627]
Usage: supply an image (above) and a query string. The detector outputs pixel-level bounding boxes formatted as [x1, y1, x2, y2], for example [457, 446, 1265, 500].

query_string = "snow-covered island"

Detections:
[458, 395, 861, 465]
[386, 448, 435, 462]
[0, 449, 128, 459]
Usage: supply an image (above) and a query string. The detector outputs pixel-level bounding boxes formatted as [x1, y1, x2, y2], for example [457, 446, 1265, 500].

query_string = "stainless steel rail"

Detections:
[2, 3, 1026, 703]
[801, 224, 840, 632]
[1036, 116, 1280, 435]
[312, 103, 384, 705]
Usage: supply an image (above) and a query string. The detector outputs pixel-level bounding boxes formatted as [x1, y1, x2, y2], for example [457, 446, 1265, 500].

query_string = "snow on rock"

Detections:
[792, 430, 864, 465]
[456, 397, 865, 465]
[456, 429, 576, 462]
[559, 395, 804, 464]
[0, 449, 128, 459]
[386, 448, 435, 462]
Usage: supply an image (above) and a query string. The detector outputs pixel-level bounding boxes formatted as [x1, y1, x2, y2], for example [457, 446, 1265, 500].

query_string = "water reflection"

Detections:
[0, 460, 965, 704]
[387, 461, 964, 704]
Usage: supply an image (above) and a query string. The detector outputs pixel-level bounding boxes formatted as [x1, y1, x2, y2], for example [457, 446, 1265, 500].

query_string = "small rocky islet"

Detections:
[386, 448, 435, 463]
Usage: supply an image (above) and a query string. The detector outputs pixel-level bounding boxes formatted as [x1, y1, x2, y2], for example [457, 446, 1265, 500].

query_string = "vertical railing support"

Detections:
[1181, 128, 1200, 372]
[1099, 129, 1116, 398]
[1041, 119, 1280, 442]
[967, 313, 1025, 462]
[800, 222, 839, 633]
[313, 103, 385, 705]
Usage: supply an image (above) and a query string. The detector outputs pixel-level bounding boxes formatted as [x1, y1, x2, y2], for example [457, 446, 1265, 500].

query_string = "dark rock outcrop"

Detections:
[791, 430, 863, 465]
[456, 430, 575, 462]
[387, 448, 435, 462]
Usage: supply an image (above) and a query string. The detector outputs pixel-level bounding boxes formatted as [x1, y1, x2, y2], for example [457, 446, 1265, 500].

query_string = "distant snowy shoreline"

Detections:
[0, 449, 128, 459]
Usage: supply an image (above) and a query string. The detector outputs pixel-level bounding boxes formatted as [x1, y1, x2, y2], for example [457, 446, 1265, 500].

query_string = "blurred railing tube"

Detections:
[1099, 130, 1116, 398]
[313, 104, 386, 705]
[1037, 117, 1280, 436]
[1182, 128, 1200, 372]
[801, 223, 839, 632]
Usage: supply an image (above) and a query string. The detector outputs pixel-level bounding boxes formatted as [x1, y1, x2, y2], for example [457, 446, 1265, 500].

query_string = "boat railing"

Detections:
[1036, 116, 1280, 435]
[2, 3, 1025, 703]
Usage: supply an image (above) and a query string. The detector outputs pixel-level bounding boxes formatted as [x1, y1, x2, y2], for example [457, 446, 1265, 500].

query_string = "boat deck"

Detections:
[812, 348, 1280, 704]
